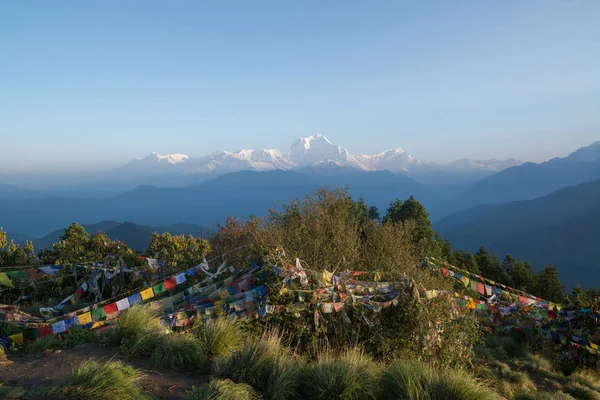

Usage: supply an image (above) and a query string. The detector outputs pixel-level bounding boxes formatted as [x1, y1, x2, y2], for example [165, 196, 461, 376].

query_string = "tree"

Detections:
[368, 206, 380, 221]
[510, 261, 536, 292]
[453, 250, 480, 274]
[50, 223, 91, 265]
[0, 227, 6, 249]
[147, 232, 210, 270]
[568, 285, 590, 309]
[536, 265, 565, 303]
[501, 254, 517, 283]
[475, 247, 510, 283]
[383, 196, 434, 256]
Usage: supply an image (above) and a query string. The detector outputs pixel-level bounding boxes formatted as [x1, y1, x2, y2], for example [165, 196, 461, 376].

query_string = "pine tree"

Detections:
[453, 250, 480, 274]
[510, 261, 536, 292]
[536, 265, 565, 303]
[383, 199, 403, 223]
[384, 196, 434, 256]
[368, 206, 380, 221]
[501, 254, 517, 284]
[476, 247, 509, 283]
[568, 285, 590, 309]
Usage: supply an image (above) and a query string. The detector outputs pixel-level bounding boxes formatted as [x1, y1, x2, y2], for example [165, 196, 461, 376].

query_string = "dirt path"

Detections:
[0, 343, 205, 399]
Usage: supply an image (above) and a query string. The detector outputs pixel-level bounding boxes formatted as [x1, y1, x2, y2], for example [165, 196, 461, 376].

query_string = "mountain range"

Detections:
[436, 177, 600, 288]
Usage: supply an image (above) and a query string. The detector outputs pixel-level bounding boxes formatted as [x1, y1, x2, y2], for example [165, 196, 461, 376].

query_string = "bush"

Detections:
[381, 360, 499, 400]
[187, 378, 257, 400]
[300, 348, 381, 399]
[48, 359, 149, 400]
[63, 325, 95, 347]
[196, 317, 244, 361]
[214, 331, 299, 400]
[23, 334, 61, 353]
[150, 332, 205, 370]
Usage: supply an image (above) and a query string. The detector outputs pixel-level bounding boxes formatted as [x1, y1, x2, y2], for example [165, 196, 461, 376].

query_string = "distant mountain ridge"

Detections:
[436, 177, 600, 288]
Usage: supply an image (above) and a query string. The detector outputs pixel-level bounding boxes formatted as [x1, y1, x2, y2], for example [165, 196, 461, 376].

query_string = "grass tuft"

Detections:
[300, 348, 381, 399]
[48, 359, 149, 400]
[195, 317, 244, 361]
[381, 359, 499, 400]
[495, 369, 537, 397]
[569, 369, 600, 392]
[214, 331, 299, 400]
[563, 381, 600, 400]
[187, 378, 258, 400]
[0, 382, 26, 399]
[150, 332, 205, 370]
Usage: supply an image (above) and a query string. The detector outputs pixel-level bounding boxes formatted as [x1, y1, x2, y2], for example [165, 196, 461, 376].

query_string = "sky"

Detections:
[1, 0, 599, 173]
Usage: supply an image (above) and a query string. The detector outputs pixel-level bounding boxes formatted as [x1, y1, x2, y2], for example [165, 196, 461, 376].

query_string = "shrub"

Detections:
[188, 378, 258, 400]
[300, 348, 381, 399]
[195, 317, 244, 361]
[63, 325, 95, 347]
[48, 359, 149, 400]
[214, 331, 299, 400]
[150, 332, 205, 370]
[381, 360, 499, 400]
[23, 334, 60, 353]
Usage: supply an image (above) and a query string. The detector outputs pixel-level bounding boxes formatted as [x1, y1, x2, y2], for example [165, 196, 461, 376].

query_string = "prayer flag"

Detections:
[152, 283, 166, 295]
[38, 325, 52, 338]
[103, 302, 118, 315]
[9, 333, 23, 346]
[0, 272, 14, 288]
[92, 307, 107, 321]
[128, 293, 142, 306]
[52, 320, 66, 334]
[77, 312, 92, 325]
[116, 298, 130, 311]
[140, 288, 154, 301]
[476, 282, 485, 295]
[164, 277, 177, 290]
[175, 273, 186, 284]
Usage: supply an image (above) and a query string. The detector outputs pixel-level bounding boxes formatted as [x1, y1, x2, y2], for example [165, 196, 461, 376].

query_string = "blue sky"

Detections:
[1, 0, 599, 173]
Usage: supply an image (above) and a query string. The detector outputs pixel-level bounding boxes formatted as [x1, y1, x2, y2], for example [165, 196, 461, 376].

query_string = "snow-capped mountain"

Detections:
[561, 141, 600, 163]
[115, 134, 523, 180]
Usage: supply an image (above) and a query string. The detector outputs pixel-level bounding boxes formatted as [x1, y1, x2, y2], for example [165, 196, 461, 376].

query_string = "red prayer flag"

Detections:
[103, 302, 118, 315]
[76, 287, 84, 298]
[38, 325, 52, 338]
[164, 277, 177, 290]
[476, 282, 485, 295]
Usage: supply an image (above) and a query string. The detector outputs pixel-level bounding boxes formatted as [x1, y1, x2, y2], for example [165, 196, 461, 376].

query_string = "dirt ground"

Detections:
[0, 343, 205, 399]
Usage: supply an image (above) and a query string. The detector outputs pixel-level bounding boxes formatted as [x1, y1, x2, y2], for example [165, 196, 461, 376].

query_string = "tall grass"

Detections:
[48, 359, 149, 400]
[515, 392, 576, 400]
[569, 369, 600, 392]
[195, 317, 244, 360]
[187, 378, 258, 400]
[214, 331, 299, 400]
[150, 332, 206, 370]
[381, 360, 499, 400]
[300, 348, 381, 399]
[113, 305, 166, 357]
[563, 382, 600, 400]
[485, 334, 529, 359]
[495, 368, 537, 398]
[0, 383, 26, 398]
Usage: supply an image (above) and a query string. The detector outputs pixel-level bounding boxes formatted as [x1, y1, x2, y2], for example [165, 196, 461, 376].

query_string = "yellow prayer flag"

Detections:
[488, 280, 495, 285]
[91, 321, 105, 329]
[219, 290, 229, 300]
[374, 271, 381, 282]
[9, 332, 23, 345]
[461, 276, 470, 287]
[0, 272, 14, 288]
[591, 343, 599, 350]
[322, 270, 333, 284]
[140, 288, 154, 301]
[454, 292, 460, 298]
[77, 312, 92, 325]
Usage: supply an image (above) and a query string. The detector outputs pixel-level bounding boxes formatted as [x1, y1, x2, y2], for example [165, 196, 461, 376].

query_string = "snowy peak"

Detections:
[445, 158, 523, 172]
[149, 152, 189, 164]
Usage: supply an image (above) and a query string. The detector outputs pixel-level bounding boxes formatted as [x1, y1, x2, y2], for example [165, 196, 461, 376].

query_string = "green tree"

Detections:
[475, 247, 510, 283]
[148, 232, 210, 270]
[368, 206, 380, 221]
[568, 285, 590, 309]
[383, 196, 434, 256]
[536, 265, 565, 303]
[501, 254, 516, 284]
[50, 222, 91, 265]
[453, 250, 480, 274]
[510, 261, 536, 292]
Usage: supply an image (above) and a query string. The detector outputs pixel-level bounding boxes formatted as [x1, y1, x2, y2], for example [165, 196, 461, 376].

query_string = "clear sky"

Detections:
[1, 0, 599, 173]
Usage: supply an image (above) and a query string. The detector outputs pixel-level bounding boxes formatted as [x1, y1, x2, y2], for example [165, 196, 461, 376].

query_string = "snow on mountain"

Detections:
[444, 158, 523, 172]
[116, 134, 523, 178]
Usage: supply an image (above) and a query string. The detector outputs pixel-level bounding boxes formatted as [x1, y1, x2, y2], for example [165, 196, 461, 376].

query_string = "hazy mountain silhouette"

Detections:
[436, 178, 600, 288]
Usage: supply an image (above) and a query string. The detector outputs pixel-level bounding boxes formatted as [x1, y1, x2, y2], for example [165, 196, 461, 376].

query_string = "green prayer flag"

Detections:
[25, 327, 38, 340]
[152, 283, 167, 295]
[92, 307, 107, 321]
[6, 270, 27, 279]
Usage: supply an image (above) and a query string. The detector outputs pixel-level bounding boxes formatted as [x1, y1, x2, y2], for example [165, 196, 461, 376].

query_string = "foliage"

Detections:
[536, 265, 565, 303]
[48, 359, 149, 400]
[563, 382, 600, 400]
[187, 379, 258, 400]
[300, 348, 381, 400]
[381, 359, 499, 400]
[0, 383, 26, 399]
[23, 334, 61, 353]
[495, 369, 537, 398]
[383, 195, 435, 256]
[110, 305, 163, 345]
[147, 231, 211, 272]
[214, 331, 300, 400]
[195, 317, 244, 362]
[63, 325, 96, 348]
[150, 332, 205, 370]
